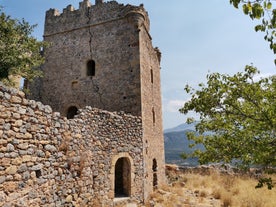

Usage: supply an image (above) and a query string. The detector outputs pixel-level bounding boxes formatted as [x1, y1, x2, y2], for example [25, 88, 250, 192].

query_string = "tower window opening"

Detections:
[152, 158, 157, 172]
[87, 60, 95, 76]
[150, 69, 153, 83]
[152, 107, 155, 124]
[67, 106, 78, 119]
[152, 158, 158, 189]
[153, 173, 158, 189]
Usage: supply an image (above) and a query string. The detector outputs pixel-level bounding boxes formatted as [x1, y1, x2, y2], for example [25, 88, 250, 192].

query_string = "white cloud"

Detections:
[253, 72, 273, 81]
[165, 99, 186, 113]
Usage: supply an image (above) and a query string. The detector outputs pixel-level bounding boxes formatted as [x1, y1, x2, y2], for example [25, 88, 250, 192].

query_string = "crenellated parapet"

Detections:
[44, 0, 150, 37]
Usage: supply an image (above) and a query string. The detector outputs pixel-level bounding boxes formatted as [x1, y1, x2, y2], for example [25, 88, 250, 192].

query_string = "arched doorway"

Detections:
[67, 106, 78, 119]
[115, 157, 131, 197]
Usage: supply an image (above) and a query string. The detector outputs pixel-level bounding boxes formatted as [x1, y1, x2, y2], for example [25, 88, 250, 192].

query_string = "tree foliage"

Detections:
[229, 0, 276, 63]
[0, 7, 45, 85]
[180, 66, 276, 171]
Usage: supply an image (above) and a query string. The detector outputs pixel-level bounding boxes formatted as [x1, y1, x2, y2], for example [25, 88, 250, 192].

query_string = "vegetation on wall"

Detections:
[0, 7, 45, 86]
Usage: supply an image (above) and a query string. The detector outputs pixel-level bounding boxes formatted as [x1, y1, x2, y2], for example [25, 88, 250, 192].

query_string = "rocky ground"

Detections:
[142, 164, 275, 207]
[141, 165, 223, 207]
[148, 188, 221, 207]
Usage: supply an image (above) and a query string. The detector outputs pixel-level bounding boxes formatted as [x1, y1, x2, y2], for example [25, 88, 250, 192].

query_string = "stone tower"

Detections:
[29, 0, 165, 201]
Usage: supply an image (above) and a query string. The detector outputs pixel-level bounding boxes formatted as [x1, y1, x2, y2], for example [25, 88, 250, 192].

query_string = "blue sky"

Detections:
[1, 0, 275, 129]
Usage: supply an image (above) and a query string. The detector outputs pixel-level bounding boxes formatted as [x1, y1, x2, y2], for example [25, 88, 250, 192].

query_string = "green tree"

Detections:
[0, 7, 45, 86]
[229, 0, 276, 62]
[180, 65, 276, 170]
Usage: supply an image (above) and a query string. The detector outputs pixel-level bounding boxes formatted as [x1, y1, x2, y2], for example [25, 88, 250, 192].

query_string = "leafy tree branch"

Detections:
[0, 7, 46, 86]
[180, 66, 276, 172]
[229, 0, 276, 62]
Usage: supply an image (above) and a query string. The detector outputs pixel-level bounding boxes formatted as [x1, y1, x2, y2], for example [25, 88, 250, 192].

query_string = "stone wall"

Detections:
[139, 11, 166, 198]
[0, 82, 144, 207]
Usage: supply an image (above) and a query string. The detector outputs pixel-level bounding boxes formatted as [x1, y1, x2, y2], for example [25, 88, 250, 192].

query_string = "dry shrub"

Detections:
[199, 190, 207, 197]
[232, 176, 276, 207]
[231, 187, 239, 196]
[172, 187, 184, 196]
[151, 169, 276, 207]
[212, 188, 221, 199]
[160, 184, 171, 192]
[221, 175, 236, 190]
[221, 193, 232, 207]
[210, 170, 220, 181]
[150, 191, 165, 203]
[178, 175, 188, 183]
[240, 198, 266, 207]
[183, 173, 204, 189]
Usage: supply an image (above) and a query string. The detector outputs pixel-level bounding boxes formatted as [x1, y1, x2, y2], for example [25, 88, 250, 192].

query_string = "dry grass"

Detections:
[146, 169, 276, 207]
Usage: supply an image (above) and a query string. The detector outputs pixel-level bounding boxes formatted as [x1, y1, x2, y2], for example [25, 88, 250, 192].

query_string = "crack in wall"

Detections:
[85, 6, 105, 109]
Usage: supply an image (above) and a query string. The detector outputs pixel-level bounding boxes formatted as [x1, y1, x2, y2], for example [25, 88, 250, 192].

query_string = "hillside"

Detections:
[164, 123, 203, 166]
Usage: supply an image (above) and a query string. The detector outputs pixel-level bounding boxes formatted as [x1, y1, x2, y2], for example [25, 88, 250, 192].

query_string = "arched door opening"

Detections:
[152, 158, 158, 189]
[115, 157, 131, 197]
[67, 106, 78, 119]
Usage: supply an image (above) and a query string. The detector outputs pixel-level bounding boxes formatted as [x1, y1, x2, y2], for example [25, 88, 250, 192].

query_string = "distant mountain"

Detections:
[164, 122, 197, 133]
[164, 122, 203, 166]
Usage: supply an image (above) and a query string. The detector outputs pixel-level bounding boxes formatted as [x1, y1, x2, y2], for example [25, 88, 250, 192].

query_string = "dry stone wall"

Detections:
[0, 82, 144, 207]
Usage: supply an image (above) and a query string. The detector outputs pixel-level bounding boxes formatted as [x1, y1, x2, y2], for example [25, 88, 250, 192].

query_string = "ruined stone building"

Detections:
[0, 0, 165, 206]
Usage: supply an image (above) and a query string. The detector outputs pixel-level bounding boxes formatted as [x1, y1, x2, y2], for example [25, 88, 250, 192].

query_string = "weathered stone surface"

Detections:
[0, 176, 6, 184]
[0, 191, 7, 203]
[14, 173, 22, 181]
[6, 192, 21, 202]
[22, 155, 32, 162]
[3, 181, 17, 192]
[22, 171, 30, 181]
[17, 143, 29, 150]
[12, 112, 20, 119]
[5, 166, 17, 175]
[65, 195, 73, 203]
[14, 120, 23, 127]
[6, 143, 14, 152]
[45, 144, 57, 152]
[4, 92, 11, 100]
[17, 164, 28, 173]
[17, 90, 25, 98]
[10, 96, 22, 104]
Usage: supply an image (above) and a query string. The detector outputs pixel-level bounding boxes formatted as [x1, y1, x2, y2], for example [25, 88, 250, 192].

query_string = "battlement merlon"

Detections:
[44, 0, 150, 38]
[79, 0, 91, 11]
